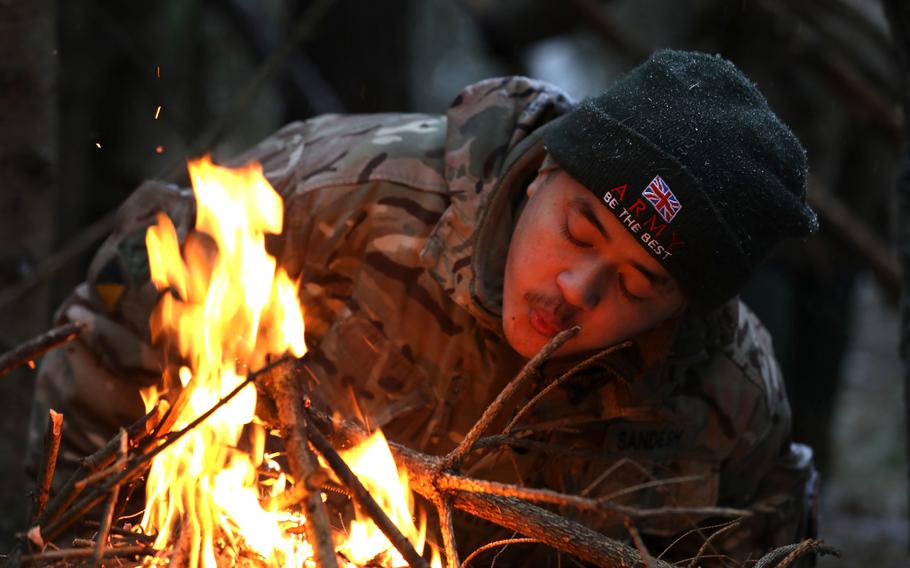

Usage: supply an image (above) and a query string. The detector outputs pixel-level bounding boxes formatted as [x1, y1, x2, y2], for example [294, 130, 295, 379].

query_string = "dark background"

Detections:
[0, 0, 904, 564]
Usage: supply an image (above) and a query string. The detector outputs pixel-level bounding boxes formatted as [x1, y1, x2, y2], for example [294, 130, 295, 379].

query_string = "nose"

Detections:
[556, 261, 609, 311]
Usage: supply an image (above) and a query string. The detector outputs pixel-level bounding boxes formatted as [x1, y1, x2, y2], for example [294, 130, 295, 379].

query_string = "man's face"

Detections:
[502, 166, 686, 358]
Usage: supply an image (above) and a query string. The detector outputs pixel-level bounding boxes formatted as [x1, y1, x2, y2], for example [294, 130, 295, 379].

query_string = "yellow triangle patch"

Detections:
[95, 283, 125, 310]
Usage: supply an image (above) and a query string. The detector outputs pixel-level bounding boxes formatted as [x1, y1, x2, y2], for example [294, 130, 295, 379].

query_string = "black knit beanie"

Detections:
[543, 49, 817, 312]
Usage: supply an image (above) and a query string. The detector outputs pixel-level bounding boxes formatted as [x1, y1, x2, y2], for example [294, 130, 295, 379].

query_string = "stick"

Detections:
[450, 492, 670, 568]
[0, 322, 85, 378]
[441, 326, 579, 471]
[624, 518, 653, 568]
[306, 415, 428, 568]
[88, 429, 127, 567]
[31, 409, 63, 523]
[753, 538, 839, 568]
[19, 544, 155, 564]
[686, 520, 741, 568]
[462, 538, 539, 568]
[271, 366, 338, 568]
[436, 498, 459, 568]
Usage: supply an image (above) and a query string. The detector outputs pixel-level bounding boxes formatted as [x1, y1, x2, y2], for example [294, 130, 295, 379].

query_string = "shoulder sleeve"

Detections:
[718, 301, 792, 504]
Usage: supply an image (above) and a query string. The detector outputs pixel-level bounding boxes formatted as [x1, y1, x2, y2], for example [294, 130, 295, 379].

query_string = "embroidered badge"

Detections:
[642, 175, 682, 223]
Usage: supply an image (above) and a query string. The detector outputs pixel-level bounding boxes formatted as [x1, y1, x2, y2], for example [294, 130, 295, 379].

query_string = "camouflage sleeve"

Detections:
[712, 308, 818, 561]
[27, 180, 195, 487]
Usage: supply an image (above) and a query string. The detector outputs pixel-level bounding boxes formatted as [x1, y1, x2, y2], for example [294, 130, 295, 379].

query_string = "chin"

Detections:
[502, 317, 542, 359]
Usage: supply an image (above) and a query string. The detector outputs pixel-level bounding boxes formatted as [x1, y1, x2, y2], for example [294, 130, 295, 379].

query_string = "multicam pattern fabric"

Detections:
[29, 77, 814, 564]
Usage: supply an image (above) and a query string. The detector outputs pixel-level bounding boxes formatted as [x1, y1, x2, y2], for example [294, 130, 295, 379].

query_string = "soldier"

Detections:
[29, 50, 818, 564]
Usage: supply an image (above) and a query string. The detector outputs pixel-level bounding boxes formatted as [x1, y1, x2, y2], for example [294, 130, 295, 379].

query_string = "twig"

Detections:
[503, 341, 631, 435]
[20, 544, 155, 564]
[306, 414, 428, 568]
[31, 409, 63, 523]
[462, 537, 539, 568]
[753, 539, 839, 568]
[436, 498, 459, 568]
[0, 322, 85, 378]
[270, 366, 338, 568]
[88, 429, 127, 567]
[433, 475, 749, 521]
[36, 400, 167, 531]
[625, 518, 654, 568]
[686, 520, 741, 568]
[441, 326, 580, 471]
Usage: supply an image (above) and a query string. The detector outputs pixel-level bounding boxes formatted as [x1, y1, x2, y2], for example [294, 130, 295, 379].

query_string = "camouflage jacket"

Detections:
[31, 77, 814, 563]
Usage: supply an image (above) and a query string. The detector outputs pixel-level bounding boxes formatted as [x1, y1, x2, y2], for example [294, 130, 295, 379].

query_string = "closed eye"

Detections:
[560, 219, 592, 248]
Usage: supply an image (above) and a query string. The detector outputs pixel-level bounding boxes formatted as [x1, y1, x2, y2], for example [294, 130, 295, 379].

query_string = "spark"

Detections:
[155, 146, 164, 154]
[155, 105, 161, 119]
[27, 360, 35, 369]
[156, 65, 160, 78]
[95, 142, 101, 149]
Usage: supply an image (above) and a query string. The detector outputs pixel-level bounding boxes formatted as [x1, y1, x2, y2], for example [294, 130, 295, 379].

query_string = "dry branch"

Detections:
[0, 322, 84, 378]
[305, 407, 674, 568]
[436, 498, 459, 568]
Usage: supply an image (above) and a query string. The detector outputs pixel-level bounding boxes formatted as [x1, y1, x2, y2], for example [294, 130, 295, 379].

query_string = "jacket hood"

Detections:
[419, 77, 574, 332]
[420, 76, 727, 378]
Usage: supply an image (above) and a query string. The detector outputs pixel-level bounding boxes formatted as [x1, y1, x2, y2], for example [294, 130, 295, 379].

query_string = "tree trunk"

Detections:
[882, 0, 910, 552]
[0, 0, 57, 552]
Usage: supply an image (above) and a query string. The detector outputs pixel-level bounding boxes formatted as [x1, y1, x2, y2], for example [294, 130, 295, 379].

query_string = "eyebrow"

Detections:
[569, 197, 673, 289]
[570, 197, 609, 241]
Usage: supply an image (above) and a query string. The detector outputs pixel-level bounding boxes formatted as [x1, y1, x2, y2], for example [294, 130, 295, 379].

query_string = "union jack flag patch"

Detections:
[642, 175, 682, 223]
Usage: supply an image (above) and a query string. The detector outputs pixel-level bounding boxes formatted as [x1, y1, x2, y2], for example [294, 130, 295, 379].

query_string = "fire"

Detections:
[139, 157, 437, 567]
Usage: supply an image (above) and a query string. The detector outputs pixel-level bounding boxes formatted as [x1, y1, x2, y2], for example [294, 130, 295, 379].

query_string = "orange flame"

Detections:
[140, 157, 437, 567]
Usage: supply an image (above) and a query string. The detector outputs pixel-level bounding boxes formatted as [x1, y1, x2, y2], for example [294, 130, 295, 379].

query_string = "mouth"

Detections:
[529, 307, 564, 338]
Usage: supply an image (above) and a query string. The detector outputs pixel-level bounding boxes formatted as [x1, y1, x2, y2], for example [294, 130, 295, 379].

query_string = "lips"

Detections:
[529, 308, 563, 337]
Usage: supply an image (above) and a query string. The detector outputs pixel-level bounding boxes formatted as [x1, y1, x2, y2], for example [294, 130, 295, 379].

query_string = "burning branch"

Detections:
[306, 414, 428, 568]
[268, 366, 338, 568]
